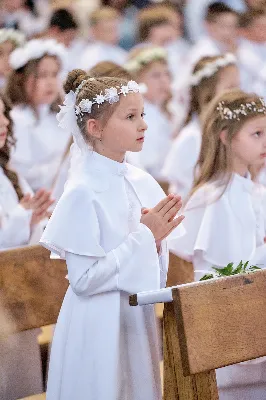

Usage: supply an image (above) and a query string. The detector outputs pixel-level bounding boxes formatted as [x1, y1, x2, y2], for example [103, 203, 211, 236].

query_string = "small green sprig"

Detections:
[200, 261, 261, 281]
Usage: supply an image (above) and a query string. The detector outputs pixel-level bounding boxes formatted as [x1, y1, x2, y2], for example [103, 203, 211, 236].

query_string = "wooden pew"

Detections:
[0, 245, 68, 333]
[131, 269, 266, 399]
[0, 245, 68, 400]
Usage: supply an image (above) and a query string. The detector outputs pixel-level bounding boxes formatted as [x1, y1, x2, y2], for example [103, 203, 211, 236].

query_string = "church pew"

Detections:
[0, 245, 68, 334]
[0, 245, 68, 400]
[131, 269, 266, 399]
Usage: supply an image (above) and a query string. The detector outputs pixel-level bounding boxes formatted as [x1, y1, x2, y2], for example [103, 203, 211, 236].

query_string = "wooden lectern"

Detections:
[130, 269, 266, 399]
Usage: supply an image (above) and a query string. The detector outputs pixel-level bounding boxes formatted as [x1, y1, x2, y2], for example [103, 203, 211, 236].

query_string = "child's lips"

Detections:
[0, 130, 7, 138]
[137, 136, 144, 142]
[261, 153, 266, 158]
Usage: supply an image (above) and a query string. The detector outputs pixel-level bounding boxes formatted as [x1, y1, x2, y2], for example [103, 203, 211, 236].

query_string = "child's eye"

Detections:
[254, 131, 263, 138]
[127, 114, 134, 120]
[141, 112, 146, 118]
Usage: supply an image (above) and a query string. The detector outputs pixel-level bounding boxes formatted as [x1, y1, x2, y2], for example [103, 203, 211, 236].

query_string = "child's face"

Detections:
[139, 61, 171, 106]
[231, 115, 266, 171]
[54, 28, 77, 48]
[206, 13, 239, 47]
[0, 99, 9, 149]
[92, 18, 120, 45]
[215, 65, 240, 96]
[25, 56, 61, 106]
[249, 16, 266, 42]
[94, 93, 147, 159]
[0, 40, 15, 77]
[2, 0, 23, 12]
[148, 22, 177, 46]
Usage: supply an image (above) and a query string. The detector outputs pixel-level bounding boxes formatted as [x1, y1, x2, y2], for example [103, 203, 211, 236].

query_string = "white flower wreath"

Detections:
[9, 39, 66, 70]
[0, 29, 25, 47]
[217, 99, 266, 121]
[74, 80, 142, 118]
[190, 53, 237, 87]
[125, 47, 167, 73]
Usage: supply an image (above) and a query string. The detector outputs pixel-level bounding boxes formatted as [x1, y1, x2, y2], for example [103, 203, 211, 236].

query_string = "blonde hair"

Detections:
[64, 69, 127, 147]
[89, 61, 133, 80]
[89, 7, 120, 26]
[192, 89, 265, 196]
[137, 6, 173, 42]
[185, 55, 237, 125]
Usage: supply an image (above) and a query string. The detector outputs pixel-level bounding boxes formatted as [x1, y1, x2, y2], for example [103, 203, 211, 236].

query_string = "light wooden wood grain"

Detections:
[0, 245, 68, 334]
[173, 270, 266, 375]
[166, 253, 194, 287]
[20, 394, 46, 400]
[163, 302, 218, 400]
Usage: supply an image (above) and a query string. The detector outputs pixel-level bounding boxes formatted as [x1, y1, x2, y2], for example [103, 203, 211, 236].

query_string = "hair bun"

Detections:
[64, 69, 89, 94]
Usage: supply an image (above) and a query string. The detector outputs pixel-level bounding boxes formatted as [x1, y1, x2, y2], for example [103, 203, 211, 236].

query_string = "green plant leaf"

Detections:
[232, 260, 244, 275]
[212, 262, 234, 276]
[199, 274, 214, 281]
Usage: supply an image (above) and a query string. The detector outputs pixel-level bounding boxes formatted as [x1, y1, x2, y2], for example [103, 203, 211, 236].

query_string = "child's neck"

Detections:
[232, 158, 248, 177]
[93, 145, 125, 163]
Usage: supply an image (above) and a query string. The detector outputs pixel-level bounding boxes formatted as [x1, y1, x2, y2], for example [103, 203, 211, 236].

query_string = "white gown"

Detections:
[238, 39, 266, 98]
[0, 167, 44, 399]
[10, 104, 71, 192]
[162, 116, 201, 199]
[40, 151, 183, 400]
[80, 41, 127, 71]
[136, 101, 173, 181]
[169, 173, 266, 399]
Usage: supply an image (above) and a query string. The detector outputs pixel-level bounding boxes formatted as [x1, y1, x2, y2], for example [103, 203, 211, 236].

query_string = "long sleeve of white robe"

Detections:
[0, 203, 32, 249]
[0, 168, 46, 249]
[65, 223, 168, 297]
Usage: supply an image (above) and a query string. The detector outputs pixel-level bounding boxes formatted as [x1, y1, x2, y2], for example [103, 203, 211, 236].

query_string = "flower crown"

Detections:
[0, 28, 25, 47]
[74, 80, 141, 118]
[9, 39, 66, 71]
[124, 47, 167, 73]
[217, 98, 266, 121]
[191, 53, 237, 87]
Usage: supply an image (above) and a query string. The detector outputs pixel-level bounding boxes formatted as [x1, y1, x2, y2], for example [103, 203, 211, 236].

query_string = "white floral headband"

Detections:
[191, 53, 237, 87]
[57, 79, 142, 154]
[124, 47, 167, 73]
[217, 98, 266, 121]
[0, 29, 25, 47]
[74, 80, 141, 118]
[9, 39, 66, 70]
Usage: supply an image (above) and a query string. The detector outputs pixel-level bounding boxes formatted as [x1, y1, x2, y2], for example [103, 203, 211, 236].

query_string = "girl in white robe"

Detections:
[6, 39, 70, 192]
[162, 53, 240, 200]
[125, 47, 173, 181]
[169, 89, 266, 400]
[0, 93, 54, 400]
[40, 72, 184, 400]
[52, 61, 135, 204]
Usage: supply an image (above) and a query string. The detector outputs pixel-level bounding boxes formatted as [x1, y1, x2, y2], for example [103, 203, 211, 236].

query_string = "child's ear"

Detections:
[86, 119, 102, 140]
[219, 128, 228, 145]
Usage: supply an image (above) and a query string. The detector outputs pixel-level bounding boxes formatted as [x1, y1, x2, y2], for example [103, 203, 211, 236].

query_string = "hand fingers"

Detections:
[35, 199, 54, 215]
[141, 208, 149, 215]
[158, 215, 185, 241]
[152, 194, 175, 212]
[31, 191, 51, 209]
[159, 195, 181, 217]
[168, 215, 185, 231]
[163, 199, 182, 221]
[20, 193, 33, 208]
[33, 189, 46, 200]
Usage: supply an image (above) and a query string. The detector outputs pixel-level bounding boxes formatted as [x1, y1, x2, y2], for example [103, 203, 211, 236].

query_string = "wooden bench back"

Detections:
[0, 245, 68, 334]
